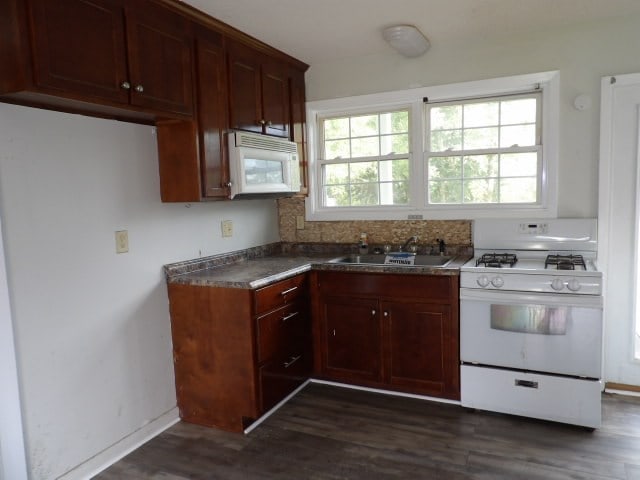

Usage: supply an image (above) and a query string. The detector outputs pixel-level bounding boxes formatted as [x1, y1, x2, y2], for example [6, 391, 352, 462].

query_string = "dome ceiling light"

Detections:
[382, 24, 430, 58]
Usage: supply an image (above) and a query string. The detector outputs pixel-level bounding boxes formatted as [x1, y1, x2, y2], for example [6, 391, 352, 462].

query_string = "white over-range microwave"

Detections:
[227, 130, 301, 199]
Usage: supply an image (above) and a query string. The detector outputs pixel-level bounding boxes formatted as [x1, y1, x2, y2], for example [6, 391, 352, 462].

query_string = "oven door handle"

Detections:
[459, 287, 603, 309]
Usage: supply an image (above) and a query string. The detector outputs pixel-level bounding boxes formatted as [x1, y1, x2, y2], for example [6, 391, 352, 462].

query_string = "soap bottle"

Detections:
[359, 233, 369, 254]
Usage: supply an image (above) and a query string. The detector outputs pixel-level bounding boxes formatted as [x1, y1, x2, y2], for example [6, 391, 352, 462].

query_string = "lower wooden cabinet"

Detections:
[311, 271, 460, 400]
[167, 273, 311, 432]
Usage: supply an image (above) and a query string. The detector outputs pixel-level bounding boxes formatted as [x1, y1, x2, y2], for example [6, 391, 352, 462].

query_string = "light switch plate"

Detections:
[115, 230, 129, 253]
[221, 220, 233, 237]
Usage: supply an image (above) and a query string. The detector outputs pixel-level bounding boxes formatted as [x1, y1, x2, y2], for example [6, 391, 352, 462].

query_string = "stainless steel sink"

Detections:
[328, 253, 453, 267]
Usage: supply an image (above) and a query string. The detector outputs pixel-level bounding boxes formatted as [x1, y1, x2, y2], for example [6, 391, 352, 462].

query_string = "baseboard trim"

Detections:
[605, 382, 640, 396]
[58, 407, 180, 480]
[243, 380, 311, 434]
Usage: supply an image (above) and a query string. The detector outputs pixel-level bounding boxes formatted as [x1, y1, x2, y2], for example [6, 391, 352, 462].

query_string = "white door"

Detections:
[599, 73, 640, 385]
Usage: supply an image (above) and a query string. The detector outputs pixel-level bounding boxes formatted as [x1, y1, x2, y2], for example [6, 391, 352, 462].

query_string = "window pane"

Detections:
[501, 98, 537, 125]
[381, 133, 409, 155]
[500, 178, 537, 203]
[464, 102, 499, 128]
[500, 124, 536, 147]
[350, 183, 379, 206]
[324, 185, 349, 206]
[464, 179, 498, 203]
[351, 115, 378, 137]
[324, 163, 349, 185]
[380, 181, 409, 205]
[351, 137, 379, 157]
[431, 105, 462, 130]
[325, 139, 350, 159]
[380, 111, 409, 134]
[501, 153, 537, 177]
[429, 180, 462, 203]
[464, 127, 499, 149]
[431, 129, 462, 151]
[324, 118, 349, 140]
[379, 159, 409, 182]
[429, 156, 461, 179]
[463, 155, 498, 178]
[350, 161, 378, 183]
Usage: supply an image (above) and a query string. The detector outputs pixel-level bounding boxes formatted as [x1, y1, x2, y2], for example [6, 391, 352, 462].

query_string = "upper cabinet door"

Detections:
[28, 0, 130, 104]
[227, 41, 263, 134]
[261, 60, 290, 138]
[125, 1, 194, 116]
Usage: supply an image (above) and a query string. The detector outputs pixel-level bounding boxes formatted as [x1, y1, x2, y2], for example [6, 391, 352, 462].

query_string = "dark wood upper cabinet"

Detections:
[290, 68, 308, 194]
[29, 0, 130, 105]
[0, 0, 193, 122]
[156, 25, 229, 202]
[125, 0, 193, 115]
[228, 40, 290, 138]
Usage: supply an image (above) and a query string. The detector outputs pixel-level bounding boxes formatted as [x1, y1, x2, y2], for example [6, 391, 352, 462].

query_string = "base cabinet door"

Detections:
[384, 301, 458, 398]
[321, 295, 381, 383]
[312, 271, 460, 400]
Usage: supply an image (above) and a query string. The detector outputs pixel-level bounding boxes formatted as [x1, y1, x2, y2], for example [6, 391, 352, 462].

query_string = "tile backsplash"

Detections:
[278, 197, 472, 249]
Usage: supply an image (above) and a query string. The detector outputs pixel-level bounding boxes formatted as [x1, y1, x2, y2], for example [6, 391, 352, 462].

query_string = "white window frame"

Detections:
[305, 71, 559, 221]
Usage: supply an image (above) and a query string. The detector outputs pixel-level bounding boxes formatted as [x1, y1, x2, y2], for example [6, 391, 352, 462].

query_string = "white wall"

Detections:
[0, 103, 279, 479]
[306, 13, 640, 219]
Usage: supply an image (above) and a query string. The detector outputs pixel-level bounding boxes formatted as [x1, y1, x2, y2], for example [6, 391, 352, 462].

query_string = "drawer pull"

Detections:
[515, 379, 539, 389]
[281, 311, 299, 322]
[283, 355, 301, 368]
[280, 286, 298, 296]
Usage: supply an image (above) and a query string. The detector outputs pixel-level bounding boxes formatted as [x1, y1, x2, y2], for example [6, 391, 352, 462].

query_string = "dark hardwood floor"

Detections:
[95, 383, 640, 479]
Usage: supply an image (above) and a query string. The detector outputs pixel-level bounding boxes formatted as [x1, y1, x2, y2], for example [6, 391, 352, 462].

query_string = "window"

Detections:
[426, 93, 541, 206]
[319, 110, 410, 207]
[306, 71, 558, 220]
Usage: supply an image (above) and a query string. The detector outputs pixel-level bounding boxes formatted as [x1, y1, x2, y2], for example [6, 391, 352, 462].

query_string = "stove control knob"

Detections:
[567, 278, 581, 292]
[477, 275, 490, 288]
[491, 276, 504, 288]
[551, 278, 565, 291]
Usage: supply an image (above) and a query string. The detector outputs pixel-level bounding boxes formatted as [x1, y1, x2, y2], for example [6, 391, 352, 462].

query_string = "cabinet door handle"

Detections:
[283, 355, 301, 368]
[281, 311, 299, 322]
[120, 81, 131, 90]
[134, 84, 144, 93]
[383, 311, 389, 317]
[223, 181, 232, 188]
[515, 379, 539, 389]
[331, 329, 336, 336]
[371, 309, 376, 316]
[258, 119, 266, 125]
[280, 286, 298, 296]
[267, 120, 273, 126]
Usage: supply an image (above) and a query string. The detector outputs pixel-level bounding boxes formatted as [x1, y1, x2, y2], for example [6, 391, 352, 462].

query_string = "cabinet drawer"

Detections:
[255, 274, 307, 314]
[256, 301, 307, 363]
[259, 350, 310, 412]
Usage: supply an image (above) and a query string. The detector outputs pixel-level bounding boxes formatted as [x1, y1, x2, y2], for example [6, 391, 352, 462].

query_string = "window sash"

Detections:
[425, 92, 542, 206]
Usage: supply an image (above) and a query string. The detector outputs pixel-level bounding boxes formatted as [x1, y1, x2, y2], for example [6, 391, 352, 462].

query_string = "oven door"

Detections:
[460, 288, 602, 378]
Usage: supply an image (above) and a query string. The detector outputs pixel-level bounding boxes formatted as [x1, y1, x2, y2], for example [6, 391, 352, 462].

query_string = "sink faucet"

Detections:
[437, 238, 446, 255]
[400, 235, 419, 252]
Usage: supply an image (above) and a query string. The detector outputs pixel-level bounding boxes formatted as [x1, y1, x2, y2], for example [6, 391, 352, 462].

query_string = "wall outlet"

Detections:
[221, 220, 233, 237]
[115, 230, 129, 254]
[296, 215, 305, 230]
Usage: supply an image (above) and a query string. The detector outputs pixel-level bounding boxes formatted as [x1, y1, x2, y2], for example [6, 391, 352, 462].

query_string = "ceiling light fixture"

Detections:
[382, 25, 430, 58]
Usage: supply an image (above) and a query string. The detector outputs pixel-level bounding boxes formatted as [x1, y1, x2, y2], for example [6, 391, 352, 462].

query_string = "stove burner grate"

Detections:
[545, 254, 586, 270]
[476, 253, 518, 268]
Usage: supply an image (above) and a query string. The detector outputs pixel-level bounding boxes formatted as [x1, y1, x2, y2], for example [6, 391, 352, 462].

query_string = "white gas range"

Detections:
[460, 219, 603, 429]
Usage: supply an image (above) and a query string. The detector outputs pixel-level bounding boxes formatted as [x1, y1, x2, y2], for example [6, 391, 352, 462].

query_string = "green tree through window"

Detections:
[320, 110, 410, 207]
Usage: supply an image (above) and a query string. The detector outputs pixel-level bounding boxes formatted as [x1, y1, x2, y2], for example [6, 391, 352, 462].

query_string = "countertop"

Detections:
[166, 251, 471, 290]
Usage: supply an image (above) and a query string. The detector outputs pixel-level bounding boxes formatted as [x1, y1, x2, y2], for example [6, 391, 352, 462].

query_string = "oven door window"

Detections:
[490, 304, 569, 335]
